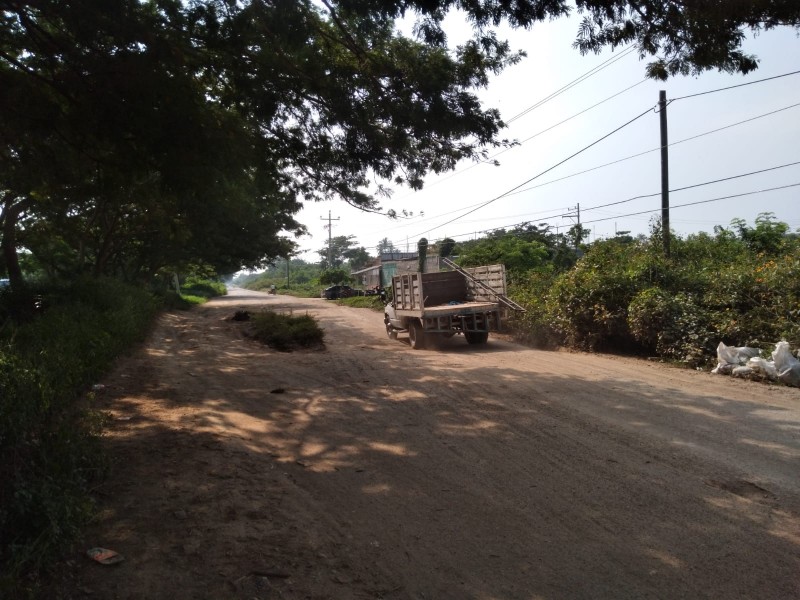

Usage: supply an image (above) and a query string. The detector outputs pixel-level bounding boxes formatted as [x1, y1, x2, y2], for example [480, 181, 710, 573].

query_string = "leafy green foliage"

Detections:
[0, 278, 158, 594]
[319, 269, 353, 286]
[337, 295, 385, 311]
[249, 311, 325, 352]
[317, 236, 373, 271]
[458, 235, 549, 277]
[509, 215, 800, 365]
[180, 277, 227, 300]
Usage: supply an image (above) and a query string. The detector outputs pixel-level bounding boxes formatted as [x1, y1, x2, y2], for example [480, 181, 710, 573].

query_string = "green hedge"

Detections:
[0, 277, 158, 596]
[510, 223, 800, 366]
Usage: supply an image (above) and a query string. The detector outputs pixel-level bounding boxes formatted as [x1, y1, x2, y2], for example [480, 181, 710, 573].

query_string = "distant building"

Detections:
[351, 253, 442, 287]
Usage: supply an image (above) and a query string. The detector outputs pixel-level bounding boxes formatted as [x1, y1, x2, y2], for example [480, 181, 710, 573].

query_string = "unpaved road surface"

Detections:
[52, 288, 800, 599]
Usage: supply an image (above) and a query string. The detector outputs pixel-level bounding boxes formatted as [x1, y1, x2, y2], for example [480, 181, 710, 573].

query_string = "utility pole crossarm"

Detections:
[321, 210, 340, 267]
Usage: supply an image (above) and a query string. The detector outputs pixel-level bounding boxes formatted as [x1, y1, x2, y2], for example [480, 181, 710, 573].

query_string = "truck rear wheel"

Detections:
[385, 315, 398, 340]
[465, 330, 489, 345]
[408, 320, 426, 350]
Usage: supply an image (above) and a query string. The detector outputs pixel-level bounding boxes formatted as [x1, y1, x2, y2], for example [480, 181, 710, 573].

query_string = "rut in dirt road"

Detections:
[53, 288, 800, 600]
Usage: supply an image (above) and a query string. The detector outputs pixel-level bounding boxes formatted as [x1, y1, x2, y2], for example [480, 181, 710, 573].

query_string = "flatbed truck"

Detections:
[383, 261, 524, 349]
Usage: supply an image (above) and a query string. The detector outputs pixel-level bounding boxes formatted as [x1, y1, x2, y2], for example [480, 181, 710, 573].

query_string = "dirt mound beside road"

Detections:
[50, 288, 800, 599]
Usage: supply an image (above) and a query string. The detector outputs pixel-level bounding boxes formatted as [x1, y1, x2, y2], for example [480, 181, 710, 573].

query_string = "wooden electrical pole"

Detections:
[320, 210, 340, 267]
[659, 90, 670, 258]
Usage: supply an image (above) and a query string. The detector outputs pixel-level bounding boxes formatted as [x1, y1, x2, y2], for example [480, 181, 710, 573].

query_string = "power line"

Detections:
[503, 100, 800, 200]
[376, 69, 799, 225]
[582, 183, 800, 225]
[671, 69, 800, 102]
[373, 72, 800, 245]
[505, 46, 638, 124]
[581, 160, 800, 213]
[394, 166, 800, 247]
[388, 77, 646, 203]
[409, 104, 657, 239]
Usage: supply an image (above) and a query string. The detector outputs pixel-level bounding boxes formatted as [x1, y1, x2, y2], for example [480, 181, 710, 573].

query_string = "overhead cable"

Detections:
[409, 104, 657, 238]
[581, 183, 800, 225]
[504, 100, 800, 199]
[671, 69, 800, 102]
[505, 46, 637, 124]
[396, 165, 800, 246]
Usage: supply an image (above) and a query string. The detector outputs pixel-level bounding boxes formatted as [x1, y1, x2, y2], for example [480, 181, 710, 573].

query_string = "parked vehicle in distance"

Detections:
[321, 284, 356, 300]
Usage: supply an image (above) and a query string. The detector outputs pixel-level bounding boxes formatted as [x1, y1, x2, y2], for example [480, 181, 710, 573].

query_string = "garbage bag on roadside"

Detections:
[773, 341, 800, 387]
[747, 357, 778, 380]
[712, 342, 761, 374]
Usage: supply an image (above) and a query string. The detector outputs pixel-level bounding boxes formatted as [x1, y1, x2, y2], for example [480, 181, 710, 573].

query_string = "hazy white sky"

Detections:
[293, 14, 800, 261]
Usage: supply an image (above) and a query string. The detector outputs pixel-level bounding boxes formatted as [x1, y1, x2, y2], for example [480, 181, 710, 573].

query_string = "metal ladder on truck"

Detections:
[440, 257, 526, 313]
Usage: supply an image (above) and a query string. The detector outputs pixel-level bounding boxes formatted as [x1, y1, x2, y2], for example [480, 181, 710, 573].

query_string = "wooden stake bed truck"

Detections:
[383, 261, 524, 349]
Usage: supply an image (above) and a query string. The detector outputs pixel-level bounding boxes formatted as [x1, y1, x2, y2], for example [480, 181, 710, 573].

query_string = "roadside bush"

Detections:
[627, 288, 713, 364]
[507, 269, 560, 348]
[180, 276, 226, 300]
[250, 311, 325, 351]
[337, 296, 384, 310]
[510, 215, 799, 366]
[546, 240, 638, 351]
[0, 277, 158, 596]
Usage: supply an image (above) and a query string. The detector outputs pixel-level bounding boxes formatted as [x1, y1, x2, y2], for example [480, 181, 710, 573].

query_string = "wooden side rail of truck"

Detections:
[383, 262, 524, 349]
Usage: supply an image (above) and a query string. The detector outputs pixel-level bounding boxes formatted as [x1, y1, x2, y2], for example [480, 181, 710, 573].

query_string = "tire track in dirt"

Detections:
[49, 288, 800, 600]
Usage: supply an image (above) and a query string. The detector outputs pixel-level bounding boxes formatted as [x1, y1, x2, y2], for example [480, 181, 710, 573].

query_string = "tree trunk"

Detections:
[0, 194, 32, 291]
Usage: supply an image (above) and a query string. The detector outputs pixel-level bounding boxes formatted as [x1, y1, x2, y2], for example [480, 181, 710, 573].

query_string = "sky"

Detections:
[291, 13, 800, 262]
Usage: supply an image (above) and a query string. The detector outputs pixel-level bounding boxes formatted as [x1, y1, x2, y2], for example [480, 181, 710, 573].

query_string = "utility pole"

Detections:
[320, 210, 339, 267]
[562, 203, 581, 250]
[659, 90, 671, 258]
[286, 256, 290, 289]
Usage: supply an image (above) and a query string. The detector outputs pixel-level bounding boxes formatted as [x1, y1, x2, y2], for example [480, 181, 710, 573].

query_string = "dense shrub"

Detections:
[250, 311, 325, 351]
[545, 240, 639, 351]
[180, 276, 227, 299]
[0, 277, 158, 595]
[507, 269, 560, 348]
[509, 215, 799, 365]
[337, 295, 384, 310]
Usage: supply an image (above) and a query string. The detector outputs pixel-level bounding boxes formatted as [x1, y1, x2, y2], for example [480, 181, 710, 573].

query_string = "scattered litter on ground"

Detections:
[86, 547, 124, 565]
[711, 340, 800, 387]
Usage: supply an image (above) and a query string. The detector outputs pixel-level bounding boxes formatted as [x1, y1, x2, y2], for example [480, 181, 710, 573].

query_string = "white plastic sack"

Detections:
[716, 342, 760, 366]
[713, 342, 761, 375]
[772, 341, 800, 388]
[747, 357, 778, 380]
[732, 366, 754, 379]
[711, 362, 734, 375]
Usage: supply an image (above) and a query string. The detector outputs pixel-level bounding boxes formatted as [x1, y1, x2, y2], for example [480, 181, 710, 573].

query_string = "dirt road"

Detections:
[53, 288, 800, 599]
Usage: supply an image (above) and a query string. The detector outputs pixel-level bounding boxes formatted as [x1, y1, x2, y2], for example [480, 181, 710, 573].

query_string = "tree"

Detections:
[571, 0, 800, 80]
[1, 0, 516, 289]
[377, 238, 396, 256]
[730, 213, 790, 255]
[438, 237, 456, 257]
[417, 238, 428, 273]
[317, 235, 371, 270]
[3, 1, 797, 292]
[457, 234, 549, 275]
[319, 268, 352, 285]
[362, 1, 799, 80]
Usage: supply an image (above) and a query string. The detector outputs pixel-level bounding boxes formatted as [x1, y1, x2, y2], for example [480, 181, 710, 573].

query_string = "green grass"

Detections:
[249, 310, 325, 351]
[0, 277, 159, 597]
[337, 295, 385, 310]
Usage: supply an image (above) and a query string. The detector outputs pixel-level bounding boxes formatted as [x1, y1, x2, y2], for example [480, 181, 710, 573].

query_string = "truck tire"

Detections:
[408, 320, 426, 350]
[465, 330, 489, 345]
[385, 315, 398, 340]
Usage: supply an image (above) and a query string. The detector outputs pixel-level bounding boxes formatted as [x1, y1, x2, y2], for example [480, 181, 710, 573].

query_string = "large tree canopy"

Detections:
[1, 0, 797, 286]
